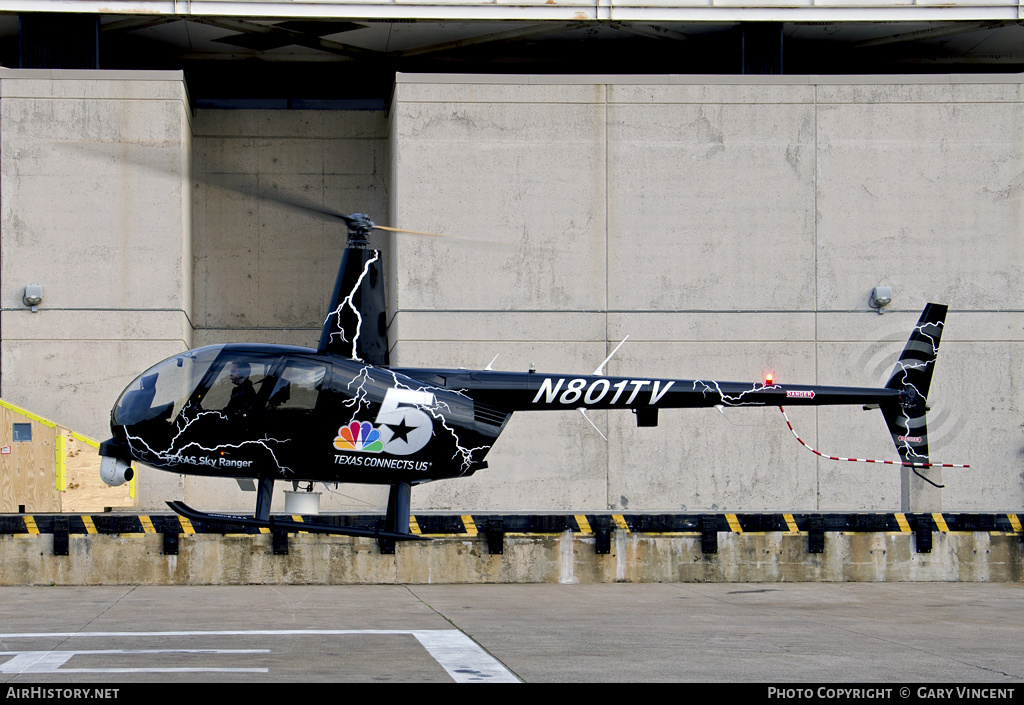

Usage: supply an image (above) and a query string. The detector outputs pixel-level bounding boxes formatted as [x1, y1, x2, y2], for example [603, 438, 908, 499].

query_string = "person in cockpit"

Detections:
[225, 361, 257, 417]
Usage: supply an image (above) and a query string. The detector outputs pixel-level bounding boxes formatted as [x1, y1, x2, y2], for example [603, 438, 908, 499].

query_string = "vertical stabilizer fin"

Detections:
[879, 303, 947, 467]
[318, 246, 389, 365]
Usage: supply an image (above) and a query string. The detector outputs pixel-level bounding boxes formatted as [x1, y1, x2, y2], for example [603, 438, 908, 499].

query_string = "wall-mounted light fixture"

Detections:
[23, 284, 43, 312]
[869, 286, 892, 315]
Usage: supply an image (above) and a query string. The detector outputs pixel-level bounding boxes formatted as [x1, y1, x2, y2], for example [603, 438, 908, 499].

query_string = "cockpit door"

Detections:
[189, 352, 279, 425]
[259, 358, 331, 445]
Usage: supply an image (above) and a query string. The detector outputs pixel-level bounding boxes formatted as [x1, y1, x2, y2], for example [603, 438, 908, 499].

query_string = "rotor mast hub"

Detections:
[346, 213, 375, 248]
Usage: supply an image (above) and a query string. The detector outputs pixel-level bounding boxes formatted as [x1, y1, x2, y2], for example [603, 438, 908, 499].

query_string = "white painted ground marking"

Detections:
[0, 649, 268, 674]
[0, 630, 519, 682]
[411, 630, 519, 683]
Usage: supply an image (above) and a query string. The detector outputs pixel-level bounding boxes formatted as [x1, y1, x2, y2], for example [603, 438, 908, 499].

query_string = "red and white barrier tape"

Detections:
[778, 406, 969, 469]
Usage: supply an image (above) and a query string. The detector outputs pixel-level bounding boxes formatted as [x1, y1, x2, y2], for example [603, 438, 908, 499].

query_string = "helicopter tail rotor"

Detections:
[878, 303, 947, 473]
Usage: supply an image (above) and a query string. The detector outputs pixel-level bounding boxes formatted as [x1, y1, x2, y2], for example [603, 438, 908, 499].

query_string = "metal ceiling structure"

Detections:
[0, 9, 1021, 105]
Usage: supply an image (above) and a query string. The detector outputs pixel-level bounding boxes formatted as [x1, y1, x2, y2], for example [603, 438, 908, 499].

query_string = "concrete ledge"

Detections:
[398, 73, 1024, 86]
[0, 69, 187, 101]
[1, 515, 1019, 585]
[0, 309, 191, 343]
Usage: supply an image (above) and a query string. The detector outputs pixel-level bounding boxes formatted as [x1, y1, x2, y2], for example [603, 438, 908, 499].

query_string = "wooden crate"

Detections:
[0, 400, 135, 513]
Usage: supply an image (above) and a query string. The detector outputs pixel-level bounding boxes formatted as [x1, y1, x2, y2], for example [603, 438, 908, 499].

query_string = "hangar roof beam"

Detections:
[188, 16, 380, 59]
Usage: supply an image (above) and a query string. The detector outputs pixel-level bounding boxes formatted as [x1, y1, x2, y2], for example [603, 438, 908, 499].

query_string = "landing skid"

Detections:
[166, 501, 427, 542]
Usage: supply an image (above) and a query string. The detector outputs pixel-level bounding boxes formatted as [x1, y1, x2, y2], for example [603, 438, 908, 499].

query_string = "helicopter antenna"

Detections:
[577, 407, 609, 442]
[593, 335, 629, 376]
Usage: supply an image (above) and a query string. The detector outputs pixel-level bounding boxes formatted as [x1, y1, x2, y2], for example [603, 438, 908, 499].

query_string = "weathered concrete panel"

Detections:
[192, 110, 388, 339]
[815, 98, 1024, 311]
[396, 81, 608, 105]
[2, 310, 190, 345]
[192, 327, 320, 349]
[816, 81, 1024, 105]
[392, 311, 606, 344]
[607, 102, 817, 311]
[0, 70, 188, 101]
[608, 408, 822, 512]
[0, 71, 192, 447]
[390, 94, 607, 312]
[608, 82, 816, 104]
[607, 311, 815, 343]
[1, 531, 1019, 585]
[0, 340, 187, 441]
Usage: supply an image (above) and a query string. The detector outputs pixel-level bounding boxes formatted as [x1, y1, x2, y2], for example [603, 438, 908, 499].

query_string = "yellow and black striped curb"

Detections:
[2, 512, 1021, 556]
[3, 512, 1021, 537]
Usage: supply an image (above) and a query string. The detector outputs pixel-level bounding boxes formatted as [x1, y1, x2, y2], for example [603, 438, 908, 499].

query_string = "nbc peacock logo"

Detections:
[333, 421, 384, 453]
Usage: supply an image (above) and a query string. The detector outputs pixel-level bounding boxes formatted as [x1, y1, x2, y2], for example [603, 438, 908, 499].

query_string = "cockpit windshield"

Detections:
[113, 346, 224, 426]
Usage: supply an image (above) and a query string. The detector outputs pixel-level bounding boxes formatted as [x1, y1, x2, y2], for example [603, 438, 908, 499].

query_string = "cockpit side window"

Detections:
[266, 360, 327, 411]
[198, 354, 275, 416]
[113, 346, 223, 427]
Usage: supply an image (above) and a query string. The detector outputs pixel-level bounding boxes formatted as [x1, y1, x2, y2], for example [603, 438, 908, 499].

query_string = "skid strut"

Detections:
[166, 499, 425, 542]
[379, 482, 413, 553]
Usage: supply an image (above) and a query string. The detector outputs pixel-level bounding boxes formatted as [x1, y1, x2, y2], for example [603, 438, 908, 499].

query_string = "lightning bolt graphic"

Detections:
[380, 369, 488, 475]
[323, 250, 379, 361]
[889, 319, 943, 407]
[888, 319, 944, 461]
[693, 380, 779, 406]
[123, 407, 297, 477]
[341, 365, 375, 425]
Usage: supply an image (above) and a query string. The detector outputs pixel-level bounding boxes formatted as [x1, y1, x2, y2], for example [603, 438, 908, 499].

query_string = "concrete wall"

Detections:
[2, 530, 1020, 585]
[1, 71, 1020, 515]
[0, 69, 192, 449]
[192, 109, 389, 348]
[389, 74, 1024, 513]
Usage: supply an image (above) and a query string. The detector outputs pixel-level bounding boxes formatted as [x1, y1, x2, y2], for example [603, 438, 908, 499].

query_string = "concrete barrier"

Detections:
[0, 521, 1019, 585]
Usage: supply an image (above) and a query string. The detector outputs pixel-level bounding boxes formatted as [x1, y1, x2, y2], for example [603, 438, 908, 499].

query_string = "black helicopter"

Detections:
[99, 212, 952, 543]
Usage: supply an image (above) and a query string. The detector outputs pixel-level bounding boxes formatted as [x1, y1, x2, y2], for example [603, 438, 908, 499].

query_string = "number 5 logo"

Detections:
[374, 388, 434, 456]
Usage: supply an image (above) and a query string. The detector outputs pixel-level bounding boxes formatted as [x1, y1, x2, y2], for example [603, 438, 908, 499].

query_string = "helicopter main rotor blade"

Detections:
[233, 183, 451, 238]
[64, 141, 458, 240]
[256, 187, 358, 226]
[375, 224, 450, 238]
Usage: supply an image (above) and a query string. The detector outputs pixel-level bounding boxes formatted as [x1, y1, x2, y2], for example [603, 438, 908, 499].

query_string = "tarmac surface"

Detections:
[0, 583, 1021, 683]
